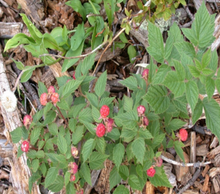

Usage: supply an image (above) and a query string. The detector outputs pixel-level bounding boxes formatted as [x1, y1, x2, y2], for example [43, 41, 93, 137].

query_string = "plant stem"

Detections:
[55, 105, 68, 126]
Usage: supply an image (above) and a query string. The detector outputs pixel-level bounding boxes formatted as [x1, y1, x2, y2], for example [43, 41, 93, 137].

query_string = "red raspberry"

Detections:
[106, 118, 115, 133]
[48, 86, 55, 94]
[70, 174, 76, 182]
[143, 116, 149, 126]
[73, 71, 76, 80]
[137, 105, 146, 116]
[69, 162, 78, 174]
[142, 69, 149, 78]
[21, 141, 30, 152]
[179, 128, 188, 141]
[147, 167, 156, 177]
[76, 189, 84, 194]
[50, 93, 59, 105]
[96, 123, 106, 137]
[23, 115, 32, 127]
[71, 146, 78, 158]
[40, 93, 48, 106]
[100, 105, 110, 118]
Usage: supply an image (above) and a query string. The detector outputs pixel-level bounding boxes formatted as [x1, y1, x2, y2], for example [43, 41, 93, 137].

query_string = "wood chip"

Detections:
[146, 181, 155, 194]
[202, 165, 210, 177]
[202, 174, 209, 192]
[190, 132, 196, 174]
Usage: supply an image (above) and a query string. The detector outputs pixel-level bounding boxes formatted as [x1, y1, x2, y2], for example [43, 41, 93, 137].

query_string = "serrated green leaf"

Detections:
[203, 98, 220, 140]
[10, 127, 22, 143]
[36, 150, 45, 158]
[139, 129, 153, 139]
[80, 163, 92, 186]
[205, 77, 215, 100]
[92, 106, 102, 123]
[30, 127, 41, 145]
[119, 165, 129, 180]
[188, 65, 201, 78]
[113, 143, 125, 169]
[45, 167, 58, 188]
[128, 174, 142, 191]
[78, 107, 93, 123]
[31, 159, 39, 173]
[123, 95, 133, 112]
[66, 182, 76, 194]
[166, 119, 186, 133]
[57, 135, 67, 154]
[99, 97, 115, 107]
[175, 42, 195, 58]
[152, 134, 165, 149]
[119, 76, 138, 91]
[186, 80, 199, 111]
[113, 185, 129, 194]
[95, 137, 106, 154]
[47, 175, 64, 192]
[48, 123, 58, 135]
[109, 166, 122, 190]
[144, 85, 170, 114]
[152, 64, 171, 85]
[182, 2, 215, 49]
[192, 99, 203, 124]
[120, 128, 137, 143]
[86, 92, 98, 107]
[216, 78, 220, 94]
[64, 171, 71, 187]
[94, 71, 107, 97]
[89, 151, 108, 170]
[131, 138, 145, 165]
[65, 0, 86, 21]
[148, 167, 172, 188]
[70, 23, 85, 51]
[147, 22, 164, 63]
[82, 139, 94, 162]
[72, 125, 84, 145]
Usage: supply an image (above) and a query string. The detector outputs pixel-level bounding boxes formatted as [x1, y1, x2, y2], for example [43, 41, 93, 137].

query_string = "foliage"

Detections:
[6, 1, 220, 193]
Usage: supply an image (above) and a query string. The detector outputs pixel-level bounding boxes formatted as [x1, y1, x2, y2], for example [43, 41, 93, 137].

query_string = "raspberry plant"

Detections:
[7, 2, 220, 194]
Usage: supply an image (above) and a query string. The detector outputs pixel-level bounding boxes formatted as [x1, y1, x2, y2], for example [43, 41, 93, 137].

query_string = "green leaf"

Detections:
[10, 127, 22, 143]
[113, 185, 129, 194]
[147, 22, 164, 63]
[64, 171, 71, 187]
[95, 137, 106, 154]
[70, 23, 85, 51]
[66, 0, 86, 21]
[78, 52, 96, 75]
[181, 2, 215, 49]
[57, 135, 67, 154]
[152, 134, 165, 149]
[80, 163, 92, 186]
[31, 159, 39, 172]
[166, 119, 186, 133]
[188, 65, 201, 78]
[131, 137, 145, 164]
[119, 165, 129, 181]
[203, 98, 220, 140]
[47, 175, 64, 192]
[152, 64, 171, 85]
[144, 85, 170, 114]
[86, 92, 99, 107]
[148, 167, 172, 188]
[48, 123, 58, 135]
[174, 141, 185, 162]
[72, 125, 84, 145]
[139, 129, 153, 139]
[119, 76, 138, 91]
[216, 78, 220, 95]
[104, 0, 115, 27]
[128, 174, 142, 191]
[128, 45, 137, 63]
[78, 107, 93, 123]
[113, 143, 125, 169]
[123, 95, 133, 112]
[89, 151, 108, 170]
[66, 182, 76, 194]
[201, 48, 211, 69]
[192, 99, 203, 124]
[186, 80, 199, 111]
[82, 139, 94, 162]
[92, 106, 101, 123]
[94, 71, 107, 97]
[28, 172, 41, 193]
[45, 167, 58, 188]
[109, 166, 122, 190]
[205, 77, 215, 100]
[120, 128, 137, 143]
[30, 127, 41, 145]
[61, 76, 85, 98]
[175, 42, 195, 58]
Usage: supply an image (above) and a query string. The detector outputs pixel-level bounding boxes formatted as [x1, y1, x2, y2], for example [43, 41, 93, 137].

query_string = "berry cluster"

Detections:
[40, 86, 60, 106]
[146, 157, 163, 178]
[68, 162, 78, 182]
[95, 105, 116, 137]
[137, 105, 149, 128]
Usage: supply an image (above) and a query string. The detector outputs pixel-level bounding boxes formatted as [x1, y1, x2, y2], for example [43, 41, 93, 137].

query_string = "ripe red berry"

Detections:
[142, 69, 149, 78]
[48, 86, 55, 94]
[70, 174, 76, 182]
[96, 123, 106, 137]
[50, 93, 59, 104]
[100, 105, 110, 118]
[147, 167, 156, 177]
[40, 93, 48, 106]
[23, 115, 32, 127]
[21, 141, 30, 152]
[69, 162, 78, 174]
[179, 128, 188, 141]
[137, 105, 146, 116]
[106, 118, 115, 133]
[73, 71, 76, 80]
